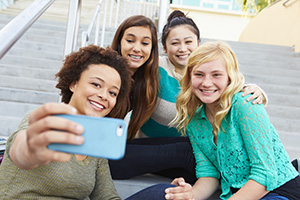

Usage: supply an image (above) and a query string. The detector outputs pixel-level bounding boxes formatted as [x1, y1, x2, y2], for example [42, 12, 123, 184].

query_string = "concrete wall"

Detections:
[170, 5, 253, 42]
[239, 0, 300, 52]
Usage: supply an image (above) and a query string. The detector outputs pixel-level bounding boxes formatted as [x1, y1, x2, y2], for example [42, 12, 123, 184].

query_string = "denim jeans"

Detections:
[125, 183, 175, 200]
[109, 137, 197, 183]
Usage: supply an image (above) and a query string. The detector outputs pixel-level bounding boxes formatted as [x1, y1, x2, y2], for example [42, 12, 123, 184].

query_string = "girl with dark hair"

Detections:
[0, 45, 166, 199]
[110, 15, 159, 140]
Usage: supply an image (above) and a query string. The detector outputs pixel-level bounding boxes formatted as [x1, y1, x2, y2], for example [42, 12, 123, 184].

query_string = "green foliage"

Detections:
[240, 0, 278, 14]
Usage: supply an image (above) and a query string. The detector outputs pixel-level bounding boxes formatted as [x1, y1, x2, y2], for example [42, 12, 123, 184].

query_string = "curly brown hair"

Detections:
[111, 15, 159, 140]
[56, 45, 132, 119]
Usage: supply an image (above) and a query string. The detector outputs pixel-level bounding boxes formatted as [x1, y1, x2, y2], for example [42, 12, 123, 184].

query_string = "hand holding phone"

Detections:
[48, 114, 127, 160]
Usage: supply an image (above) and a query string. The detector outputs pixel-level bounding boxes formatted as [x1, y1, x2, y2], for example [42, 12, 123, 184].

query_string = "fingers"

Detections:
[242, 86, 263, 105]
[29, 103, 77, 124]
[165, 182, 193, 200]
[25, 103, 85, 166]
[171, 177, 186, 186]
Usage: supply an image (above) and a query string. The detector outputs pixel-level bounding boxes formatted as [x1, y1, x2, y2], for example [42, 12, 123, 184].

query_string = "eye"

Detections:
[92, 82, 101, 88]
[194, 72, 203, 77]
[186, 40, 193, 44]
[142, 41, 150, 46]
[126, 39, 134, 43]
[213, 73, 222, 77]
[171, 42, 179, 46]
[109, 91, 118, 97]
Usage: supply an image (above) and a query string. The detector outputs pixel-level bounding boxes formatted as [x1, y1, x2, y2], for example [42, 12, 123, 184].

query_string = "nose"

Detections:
[98, 90, 108, 101]
[179, 44, 187, 52]
[202, 76, 213, 87]
[133, 43, 141, 52]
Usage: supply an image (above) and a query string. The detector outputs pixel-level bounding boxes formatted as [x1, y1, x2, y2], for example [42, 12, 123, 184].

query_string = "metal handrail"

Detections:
[81, 0, 103, 47]
[64, 0, 82, 57]
[283, 0, 297, 7]
[0, 0, 56, 59]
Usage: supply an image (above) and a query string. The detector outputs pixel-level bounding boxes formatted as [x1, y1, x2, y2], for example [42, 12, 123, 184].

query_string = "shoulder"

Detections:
[231, 92, 265, 116]
[159, 56, 174, 72]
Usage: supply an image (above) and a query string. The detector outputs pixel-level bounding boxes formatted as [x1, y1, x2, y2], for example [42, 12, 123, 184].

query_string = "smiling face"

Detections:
[164, 25, 199, 74]
[120, 26, 152, 72]
[191, 58, 229, 106]
[69, 64, 121, 117]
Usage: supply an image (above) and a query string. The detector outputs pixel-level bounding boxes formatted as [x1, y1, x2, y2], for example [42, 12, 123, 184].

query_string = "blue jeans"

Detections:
[125, 184, 289, 200]
[125, 183, 175, 200]
[260, 193, 289, 200]
[109, 137, 197, 183]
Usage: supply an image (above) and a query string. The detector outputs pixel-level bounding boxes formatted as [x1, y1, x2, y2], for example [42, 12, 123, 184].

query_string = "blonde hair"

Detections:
[172, 41, 244, 136]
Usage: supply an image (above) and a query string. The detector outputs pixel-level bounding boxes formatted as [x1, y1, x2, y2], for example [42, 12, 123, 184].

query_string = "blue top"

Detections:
[140, 56, 182, 137]
[187, 92, 298, 199]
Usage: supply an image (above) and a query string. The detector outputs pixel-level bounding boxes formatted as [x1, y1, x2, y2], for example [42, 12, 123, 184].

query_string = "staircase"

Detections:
[1, 1, 300, 199]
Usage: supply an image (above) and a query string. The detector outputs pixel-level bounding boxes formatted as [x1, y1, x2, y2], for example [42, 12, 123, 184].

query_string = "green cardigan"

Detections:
[187, 92, 298, 199]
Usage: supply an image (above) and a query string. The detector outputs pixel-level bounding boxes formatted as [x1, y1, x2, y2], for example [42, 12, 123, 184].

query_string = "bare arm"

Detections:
[10, 103, 84, 170]
[228, 179, 268, 200]
[165, 177, 219, 200]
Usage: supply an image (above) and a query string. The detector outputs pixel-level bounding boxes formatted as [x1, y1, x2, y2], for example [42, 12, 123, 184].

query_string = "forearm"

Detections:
[192, 177, 219, 200]
[228, 179, 268, 200]
[10, 130, 37, 170]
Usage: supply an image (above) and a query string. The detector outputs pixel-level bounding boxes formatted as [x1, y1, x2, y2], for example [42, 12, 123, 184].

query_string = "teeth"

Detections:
[129, 55, 142, 59]
[177, 55, 188, 58]
[202, 90, 215, 93]
[90, 101, 104, 109]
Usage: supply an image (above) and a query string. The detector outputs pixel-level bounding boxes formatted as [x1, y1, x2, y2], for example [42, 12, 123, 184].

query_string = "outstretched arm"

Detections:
[9, 103, 84, 170]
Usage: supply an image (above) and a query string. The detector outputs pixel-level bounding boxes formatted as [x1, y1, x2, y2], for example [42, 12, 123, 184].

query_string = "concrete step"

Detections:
[0, 101, 38, 118]
[240, 64, 300, 79]
[266, 105, 300, 120]
[0, 16, 67, 32]
[0, 55, 62, 70]
[0, 75, 58, 92]
[0, 115, 23, 136]
[239, 57, 300, 71]
[0, 64, 57, 80]
[259, 83, 300, 96]
[267, 93, 300, 108]
[277, 130, 300, 160]
[0, 87, 59, 104]
[203, 38, 299, 56]
[244, 73, 300, 87]
[6, 46, 63, 60]
[2, 39, 64, 53]
[270, 117, 300, 133]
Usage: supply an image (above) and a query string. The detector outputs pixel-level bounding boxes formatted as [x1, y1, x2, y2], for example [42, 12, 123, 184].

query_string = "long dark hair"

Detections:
[111, 15, 159, 140]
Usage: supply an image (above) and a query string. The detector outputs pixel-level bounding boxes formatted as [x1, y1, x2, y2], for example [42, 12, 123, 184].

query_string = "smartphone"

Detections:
[47, 114, 127, 160]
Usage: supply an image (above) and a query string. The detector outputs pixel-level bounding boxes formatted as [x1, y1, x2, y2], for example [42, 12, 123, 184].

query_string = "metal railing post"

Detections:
[64, 0, 82, 57]
[0, 0, 56, 59]
[158, 0, 170, 33]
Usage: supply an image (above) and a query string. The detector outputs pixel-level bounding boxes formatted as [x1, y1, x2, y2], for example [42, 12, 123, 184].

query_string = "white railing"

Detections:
[0, 0, 161, 59]
[0, 0, 56, 59]
[80, 0, 159, 48]
[0, 0, 14, 9]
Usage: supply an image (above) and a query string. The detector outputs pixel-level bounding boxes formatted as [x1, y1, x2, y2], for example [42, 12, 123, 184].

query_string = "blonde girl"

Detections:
[165, 41, 300, 200]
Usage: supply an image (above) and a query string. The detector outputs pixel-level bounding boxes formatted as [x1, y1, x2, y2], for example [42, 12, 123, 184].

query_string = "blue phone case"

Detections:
[47, 114, 127, 160]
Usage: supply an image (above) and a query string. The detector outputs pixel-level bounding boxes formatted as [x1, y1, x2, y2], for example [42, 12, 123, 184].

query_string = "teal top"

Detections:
[140, 56, 182, 137]
[187, 92, 298, 200]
